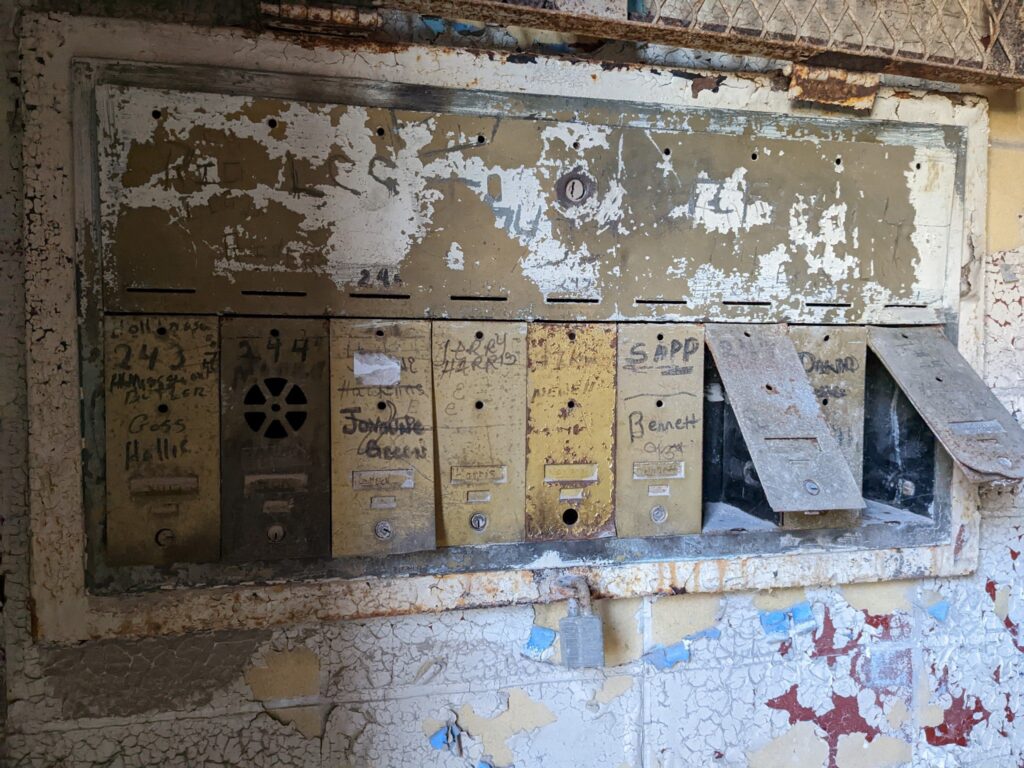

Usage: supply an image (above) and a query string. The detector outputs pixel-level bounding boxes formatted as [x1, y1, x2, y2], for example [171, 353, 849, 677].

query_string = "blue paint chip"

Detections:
[429, 727, 449, 750]
[692, 627, 722, 641]
[627, 0, 647, 15]
[452, 21, 485, 35]
[420, 16, 447, 34]
[477, 762, 494, 768]
[644, 641, 691, 670]
[522, 625, 557, 660]
[759, 609, 790, 637]
[760, 602, 817, 639]
[429, 723, 462, 752]
[928, 600, 950, 622]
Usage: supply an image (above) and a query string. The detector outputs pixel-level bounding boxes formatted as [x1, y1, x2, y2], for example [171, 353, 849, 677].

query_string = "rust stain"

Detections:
[788, 64, 880, 112]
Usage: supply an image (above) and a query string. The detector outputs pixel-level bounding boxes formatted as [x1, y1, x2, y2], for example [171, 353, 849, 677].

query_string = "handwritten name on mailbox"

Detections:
[332, 320, 436, 556]
[616, 324, 704, 537]
[433, 321, 527, 545]
[105, 315, 219, 565]
[526, 323, 616, 541]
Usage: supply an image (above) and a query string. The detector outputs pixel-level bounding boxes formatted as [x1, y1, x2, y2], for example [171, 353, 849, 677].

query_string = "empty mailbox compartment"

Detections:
[703, 324, 864, 529]
[331, 319, 436, 556]
[867, 326, 1024, 488]
[433, 321, 527, 546]
[525, 323, 616, 541]
[104, 315, 220, 565]
[221, 317, 331, 561]
[615, 323, 704, 537]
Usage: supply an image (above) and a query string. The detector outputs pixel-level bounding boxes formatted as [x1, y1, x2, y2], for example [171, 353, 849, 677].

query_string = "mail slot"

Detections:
[104, 315, 220, 565]
[331, 319, 436, 556]
[526, 323, 616, 541]
[221, 317, 330, 561]
[433, 321, 527, 546]
[616, 324, 704, 537]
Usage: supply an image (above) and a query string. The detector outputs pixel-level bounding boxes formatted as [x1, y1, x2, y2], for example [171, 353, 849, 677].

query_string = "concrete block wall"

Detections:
[3, 8, 1024, 767]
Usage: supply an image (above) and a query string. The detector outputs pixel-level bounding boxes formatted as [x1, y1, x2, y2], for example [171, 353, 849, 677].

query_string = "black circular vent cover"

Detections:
[243, 377, 308, 439]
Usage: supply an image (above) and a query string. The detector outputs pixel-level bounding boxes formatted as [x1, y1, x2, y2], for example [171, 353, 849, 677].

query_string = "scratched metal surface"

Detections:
[615, 323, 704, 537]
[433, 321, 528, 546]
[869, 325, 1024, 485]
[783, 325, 866, 529]
[104, 315, 220, 565]
[525, 323, 617, 541]
[93, 64, 963, 325]
[331, 319, 437, 557]
[705, 323, 864, 513]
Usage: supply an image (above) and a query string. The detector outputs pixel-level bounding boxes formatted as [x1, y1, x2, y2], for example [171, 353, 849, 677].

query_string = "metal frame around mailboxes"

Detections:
[72, 58, 956, 594]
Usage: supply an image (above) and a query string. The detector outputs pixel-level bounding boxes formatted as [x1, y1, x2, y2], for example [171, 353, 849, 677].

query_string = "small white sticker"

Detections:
[354, 351, 401, 386]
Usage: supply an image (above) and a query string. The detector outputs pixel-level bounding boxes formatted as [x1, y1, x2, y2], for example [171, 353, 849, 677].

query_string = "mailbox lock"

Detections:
[804, 480, 821, 495]
[469, 513, 488, 532]
[556, 169, 595, 207]
[266, 523, 286, 543]
[154, 528, 176, 547]
[374, 520, 394, 540]
[650, 505, 668, 524]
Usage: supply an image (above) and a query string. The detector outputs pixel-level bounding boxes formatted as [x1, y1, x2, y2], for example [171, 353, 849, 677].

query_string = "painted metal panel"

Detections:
[95, 76, 960, 325]
[615, 324, 704, 537]
[784, 326, 866, 529]
[869, 325, 1024, 484]
[221, 317, 331, 561]
[705, 323, 864, 513]
[433, 321, 527, 546]
[525, 323, 616, 541]
[331, 320, 436, 556]
[104, 315, 220, 565]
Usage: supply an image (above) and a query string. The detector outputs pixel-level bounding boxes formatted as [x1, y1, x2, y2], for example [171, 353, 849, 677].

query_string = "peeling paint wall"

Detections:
[4, 8, 1024, 768]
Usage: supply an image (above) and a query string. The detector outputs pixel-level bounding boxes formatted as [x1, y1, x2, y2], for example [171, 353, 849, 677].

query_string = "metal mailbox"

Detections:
[220, 317, 331, 561]
[868, 326, 1024, 485]
[331, 319, 436, 556]
[783, 326, 866, 529]
[525, 323, 616, 541]
[705, 324, 864, 514]
[104, 315, 220, 565]
[433, 321, 527, 546]
[615, 324, 704, 537]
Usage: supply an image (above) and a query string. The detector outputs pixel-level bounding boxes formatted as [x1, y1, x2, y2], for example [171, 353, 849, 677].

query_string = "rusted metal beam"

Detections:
[263, 0, 1024, 86]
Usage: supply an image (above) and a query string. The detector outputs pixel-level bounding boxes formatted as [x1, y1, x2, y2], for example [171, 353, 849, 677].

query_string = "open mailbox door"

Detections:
[705, 324, 864, 515]
[868, 326, 1024, 486]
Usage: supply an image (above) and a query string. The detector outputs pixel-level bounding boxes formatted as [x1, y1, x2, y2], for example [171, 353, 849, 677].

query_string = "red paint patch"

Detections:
[924, 691, 991, 747]
[812, 608, 862, 664]
[778, 638, 792, 657]
[862, 610, 911, 641]
[954, 524, 967, 558]
[986, 580, 1024, 653]
[1011, 549, 1020, 561]
[767, 684, 879, 768]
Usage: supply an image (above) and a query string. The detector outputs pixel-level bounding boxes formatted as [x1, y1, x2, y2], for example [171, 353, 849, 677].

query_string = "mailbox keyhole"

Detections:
[562, 508, 579, 525]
